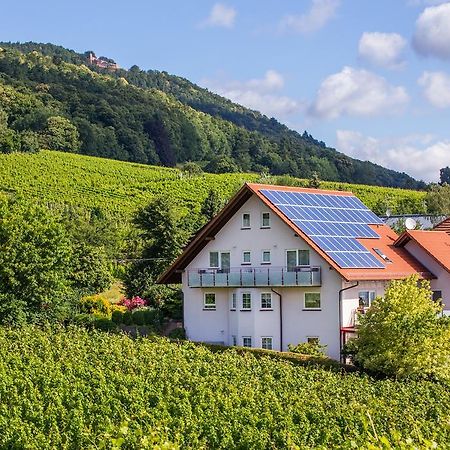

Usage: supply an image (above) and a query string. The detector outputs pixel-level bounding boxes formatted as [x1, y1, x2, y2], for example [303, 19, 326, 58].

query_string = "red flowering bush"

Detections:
[118, 296, 147, 311]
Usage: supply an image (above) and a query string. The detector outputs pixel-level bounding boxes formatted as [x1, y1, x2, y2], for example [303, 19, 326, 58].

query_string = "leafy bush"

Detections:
[168, 327, 186, 340]
[78, 294, 111, 317]
[349, 275, 450, 382]
[92, 317, 118, 332]
[122, 310, 133, 326]
[288, 340, 327, 357]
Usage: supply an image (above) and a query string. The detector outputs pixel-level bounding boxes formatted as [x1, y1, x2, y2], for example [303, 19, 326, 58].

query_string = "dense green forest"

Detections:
[0, 42, 426, 189]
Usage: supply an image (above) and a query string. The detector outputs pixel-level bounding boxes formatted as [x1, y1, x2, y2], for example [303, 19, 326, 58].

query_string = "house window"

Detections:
[299, 250, 310, 266]
[358, 291, 376, 308]
[209, 251, 219, 268]
[307, 336, 319, 345]
[261, 337, 273, 350]
[242, 251, 251, 265]
[209, 251, 230, 271]
[261, 250, 271, 264]
[260, 292, 272, 309]
[242, 336, 252, 347]
[287, 249, 310, 270]
[242, 213, 251, 229]
[304, 292, 321, 310]
[232, 335, 237, 346]
[241, 292, 252, 310]
[204, 293, 216, 310]
[230, 293, 237, 310]
[432, 291, 442, 303]
[261, 212, 271, 228]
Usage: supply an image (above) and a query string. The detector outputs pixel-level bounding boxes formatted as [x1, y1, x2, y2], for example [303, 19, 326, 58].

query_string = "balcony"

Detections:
[187, 266, 321, 288]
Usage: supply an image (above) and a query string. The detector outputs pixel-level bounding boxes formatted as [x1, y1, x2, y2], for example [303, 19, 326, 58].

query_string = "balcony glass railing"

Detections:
[187, 266, 321, 288]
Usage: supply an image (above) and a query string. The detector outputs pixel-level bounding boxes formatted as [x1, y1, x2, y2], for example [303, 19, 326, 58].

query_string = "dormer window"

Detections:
[242, 213, 251, 229]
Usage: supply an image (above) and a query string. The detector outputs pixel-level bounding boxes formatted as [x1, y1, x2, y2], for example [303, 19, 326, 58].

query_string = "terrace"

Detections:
[187, 266, 321, 288]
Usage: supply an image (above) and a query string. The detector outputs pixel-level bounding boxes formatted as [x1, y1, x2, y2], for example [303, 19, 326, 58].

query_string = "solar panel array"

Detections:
[260, 189, 385, 269]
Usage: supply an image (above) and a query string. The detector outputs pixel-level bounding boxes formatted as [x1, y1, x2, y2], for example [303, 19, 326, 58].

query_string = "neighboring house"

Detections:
[394, 230, 450, 316]
[433, 217, 450, 234]
[159, 183, 446, 360]
[382, 214, 447, 230]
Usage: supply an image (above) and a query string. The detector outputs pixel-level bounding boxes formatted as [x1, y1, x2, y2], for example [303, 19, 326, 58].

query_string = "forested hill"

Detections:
[0, 42, 425, 189]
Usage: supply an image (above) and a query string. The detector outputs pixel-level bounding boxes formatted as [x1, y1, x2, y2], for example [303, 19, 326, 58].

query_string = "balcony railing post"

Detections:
[200, 271, 203, 288]
[240, 268, 242, 287]
[267, 267, 270, 286]
[253, 268, 256, 286]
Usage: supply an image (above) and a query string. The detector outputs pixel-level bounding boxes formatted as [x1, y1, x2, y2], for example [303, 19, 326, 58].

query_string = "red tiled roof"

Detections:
[158, 183, 434, 284]
[394, 230, 450, 274]
[433, 217, 450, 235]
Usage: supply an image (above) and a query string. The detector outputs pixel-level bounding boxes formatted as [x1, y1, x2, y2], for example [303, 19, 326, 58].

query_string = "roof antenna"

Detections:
[405, 218, 417, 230]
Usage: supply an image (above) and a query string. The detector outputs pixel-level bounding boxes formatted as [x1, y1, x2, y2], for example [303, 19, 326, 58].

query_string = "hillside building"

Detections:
[159, 183, 449, 360]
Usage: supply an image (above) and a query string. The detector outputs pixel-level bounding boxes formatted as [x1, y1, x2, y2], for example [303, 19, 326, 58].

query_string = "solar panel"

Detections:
[260, 189, 384, 269]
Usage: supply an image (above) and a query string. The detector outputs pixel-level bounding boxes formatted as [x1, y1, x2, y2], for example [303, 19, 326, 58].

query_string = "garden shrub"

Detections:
[288, 341, 327, 357]
[349, 275, 450, 382]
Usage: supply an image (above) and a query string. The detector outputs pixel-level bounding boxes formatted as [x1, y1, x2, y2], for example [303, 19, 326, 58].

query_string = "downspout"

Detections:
[271, 288, 283, 351]
[338, 281, 359, 363]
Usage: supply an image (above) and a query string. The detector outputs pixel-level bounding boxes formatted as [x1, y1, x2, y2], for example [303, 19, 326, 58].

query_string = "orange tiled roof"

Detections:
[433, 217, 450, 235]
[394, 230, 450, 274]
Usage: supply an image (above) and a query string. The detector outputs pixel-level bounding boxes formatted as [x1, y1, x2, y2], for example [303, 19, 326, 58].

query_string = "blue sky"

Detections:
[2, 0, 450, 181]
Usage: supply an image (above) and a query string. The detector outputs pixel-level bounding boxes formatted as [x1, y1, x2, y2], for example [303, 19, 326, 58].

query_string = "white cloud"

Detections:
[358, 32, 407, 69]
[336, 130, 448, 182]
[413, 2, 450, 60]
[310, 66, 409, 119]
[280, 0, 340, 34]
[418, 71, 450, 108]
[201, 3, 236, 28]
[200, 70, 301, 118]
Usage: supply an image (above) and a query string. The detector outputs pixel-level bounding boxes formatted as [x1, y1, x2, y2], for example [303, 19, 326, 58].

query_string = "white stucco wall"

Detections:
[182, 194, 350, 359]
[404, 241, 450, 315]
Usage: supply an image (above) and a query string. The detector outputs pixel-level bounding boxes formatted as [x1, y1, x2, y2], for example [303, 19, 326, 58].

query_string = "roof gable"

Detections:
[158, 183, 433, 284]
[395, 230, 450, 274]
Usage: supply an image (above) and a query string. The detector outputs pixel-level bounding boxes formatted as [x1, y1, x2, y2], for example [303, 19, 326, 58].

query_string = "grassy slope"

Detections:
[0, 150, 426, 218]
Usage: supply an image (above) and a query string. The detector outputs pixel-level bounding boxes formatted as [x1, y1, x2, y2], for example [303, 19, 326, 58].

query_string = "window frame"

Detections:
[241, 292, 252, 311]
[242, 250, 251, 265]
[261, 250, 271, 265]
[358, 290, 376, 308]
[242, 336, 252, 348]
[230, 292, 237, 311]
[209, 251, 231, 270]
[303, 292, 321, 310]
[261, 336, 273, 350]
[286, 249, 310, 270]
[260, 292, 272, 310]
[232, 335, 237, 346]
[242, 212, 251, 229]
[261, 211, 271, 229]
[203, 293, 217, 311]
[307, 336, 320, 345]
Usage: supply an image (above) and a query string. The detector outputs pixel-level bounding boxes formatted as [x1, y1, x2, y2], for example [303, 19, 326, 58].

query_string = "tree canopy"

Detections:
[0, 42, 427, 189]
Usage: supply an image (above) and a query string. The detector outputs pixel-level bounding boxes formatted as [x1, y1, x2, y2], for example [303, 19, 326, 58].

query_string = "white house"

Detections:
[159, 183, 448, 360]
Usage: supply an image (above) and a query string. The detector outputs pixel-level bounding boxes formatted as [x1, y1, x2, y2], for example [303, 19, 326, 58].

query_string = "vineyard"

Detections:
[0, 150, 426, 218]
[0, 326, 448, 449]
